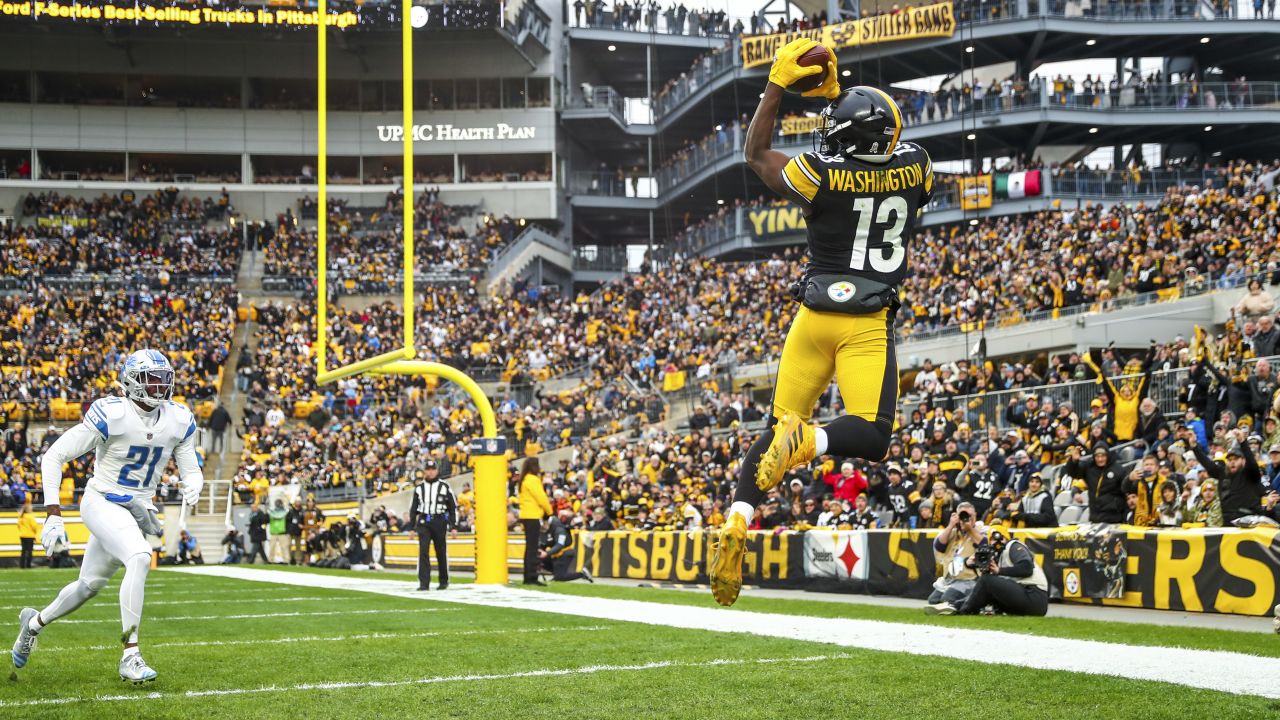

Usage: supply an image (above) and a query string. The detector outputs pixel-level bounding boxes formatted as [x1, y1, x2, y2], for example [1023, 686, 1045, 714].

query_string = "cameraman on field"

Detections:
[930, 525, 1049, 617]
[925, 501, 983, 610]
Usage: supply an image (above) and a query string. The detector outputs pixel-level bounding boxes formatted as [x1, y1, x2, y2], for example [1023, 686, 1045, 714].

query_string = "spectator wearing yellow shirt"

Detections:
[518, 457, 553, 586]
[17, 503, 37, 569]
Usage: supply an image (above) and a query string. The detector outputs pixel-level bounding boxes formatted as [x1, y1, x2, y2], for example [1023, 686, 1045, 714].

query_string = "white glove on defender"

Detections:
[41, 515, 66, 557]
[179, 476, 204, 507]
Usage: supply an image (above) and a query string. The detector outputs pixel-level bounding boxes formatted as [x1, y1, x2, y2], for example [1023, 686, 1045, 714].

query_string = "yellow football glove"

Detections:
[802, 58, 841, 100]
[768, 38, 822, 90]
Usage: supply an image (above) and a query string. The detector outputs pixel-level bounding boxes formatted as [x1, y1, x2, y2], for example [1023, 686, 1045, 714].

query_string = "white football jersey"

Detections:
[79, 396, 201, 500]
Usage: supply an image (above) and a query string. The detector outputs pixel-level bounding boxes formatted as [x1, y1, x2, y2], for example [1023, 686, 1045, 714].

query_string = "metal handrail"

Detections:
[652, 1, 1272, 120]
[901, 354, 1280, 431]
[652, 82, 1280, 196]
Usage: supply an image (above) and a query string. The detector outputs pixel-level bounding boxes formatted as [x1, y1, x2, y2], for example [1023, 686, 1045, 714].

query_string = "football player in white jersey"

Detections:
[11, 349, 204, 684]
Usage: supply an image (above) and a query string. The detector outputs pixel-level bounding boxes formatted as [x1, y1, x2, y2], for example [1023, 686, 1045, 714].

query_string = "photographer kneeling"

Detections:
[930, 525, 1048, 617]
[925, 503, 983, 611]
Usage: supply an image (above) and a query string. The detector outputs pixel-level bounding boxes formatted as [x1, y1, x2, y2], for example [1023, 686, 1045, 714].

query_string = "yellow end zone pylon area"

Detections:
[313, 0, 509, 585]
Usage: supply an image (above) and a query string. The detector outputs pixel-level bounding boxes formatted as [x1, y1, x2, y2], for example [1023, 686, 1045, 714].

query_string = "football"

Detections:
[787, 43, 833, 94]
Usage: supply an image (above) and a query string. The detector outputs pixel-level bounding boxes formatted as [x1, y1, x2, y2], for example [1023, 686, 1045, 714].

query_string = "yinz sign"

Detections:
[376, 123, 536, 143]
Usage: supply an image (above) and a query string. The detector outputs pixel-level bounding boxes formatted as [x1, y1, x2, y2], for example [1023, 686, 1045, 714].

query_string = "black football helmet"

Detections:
[813, 86, 903, 158]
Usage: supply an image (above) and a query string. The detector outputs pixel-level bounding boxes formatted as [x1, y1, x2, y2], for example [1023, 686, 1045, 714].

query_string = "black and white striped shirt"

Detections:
[409, 478, 457, 527]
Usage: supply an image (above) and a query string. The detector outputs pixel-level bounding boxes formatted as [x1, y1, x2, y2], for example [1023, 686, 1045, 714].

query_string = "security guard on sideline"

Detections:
[408, 459, 457, 590]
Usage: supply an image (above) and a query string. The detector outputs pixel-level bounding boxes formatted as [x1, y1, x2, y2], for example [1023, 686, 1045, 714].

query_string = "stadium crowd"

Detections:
[2, 190, 239, 284]
[262, 195, 509, 289]
[501, 323, 1280, 540]
[668, 160, 1280, 337]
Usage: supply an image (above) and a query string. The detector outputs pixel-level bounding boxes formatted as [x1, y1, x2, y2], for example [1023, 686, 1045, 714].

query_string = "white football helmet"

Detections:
[120, 349, 175, 407]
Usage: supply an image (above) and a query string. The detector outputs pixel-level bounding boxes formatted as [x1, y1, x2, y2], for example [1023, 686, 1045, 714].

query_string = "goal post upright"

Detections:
[312, 0, 508, 585]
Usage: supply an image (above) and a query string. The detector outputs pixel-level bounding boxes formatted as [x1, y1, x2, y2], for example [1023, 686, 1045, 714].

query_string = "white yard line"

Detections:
[41, 625, 610, 653]
[0, 653, 850, 708]
[178, 566, 1280, 700]
[0, 596, 355, 610]
[53, 607, 455, 624]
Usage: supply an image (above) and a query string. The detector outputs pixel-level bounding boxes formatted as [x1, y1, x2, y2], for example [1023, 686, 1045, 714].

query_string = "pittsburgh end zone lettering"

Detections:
[574, 527, 1280, 616]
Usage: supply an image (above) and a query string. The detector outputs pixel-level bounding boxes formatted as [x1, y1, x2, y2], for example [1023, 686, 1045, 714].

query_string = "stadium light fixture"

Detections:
[717, 199, 726, 205]
[1204, 125, 1213, 131]
[1212, 151, 1222, 157]
[965, 45, 974, 53]
[608, 44, 617, 51]
[966, 133, 976, 140]
[1085, 39, 1096, 46]
[1088, 127, 1098, 134]
[969, 219, 979, 225]
[1200, 36, 1210, 43]
[410, 5, 428, 28]
[842, 69, 852, 77]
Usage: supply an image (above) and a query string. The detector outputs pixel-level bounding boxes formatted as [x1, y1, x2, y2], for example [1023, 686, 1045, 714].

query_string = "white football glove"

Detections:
[126, 498, 164, 537]
[41, 515, 66, 557]
[179, 476, 204, 507]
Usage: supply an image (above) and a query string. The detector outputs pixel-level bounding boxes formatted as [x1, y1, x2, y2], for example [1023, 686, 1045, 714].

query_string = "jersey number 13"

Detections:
[848, 195, 907, 273]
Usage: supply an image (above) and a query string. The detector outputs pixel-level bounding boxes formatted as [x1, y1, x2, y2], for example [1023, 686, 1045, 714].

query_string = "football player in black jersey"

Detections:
[709, 38, 933, 606]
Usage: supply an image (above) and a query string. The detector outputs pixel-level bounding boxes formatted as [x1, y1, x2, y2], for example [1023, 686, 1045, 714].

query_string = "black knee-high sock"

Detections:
[731, 429, 773, 508]
[820, 415, 893, 462]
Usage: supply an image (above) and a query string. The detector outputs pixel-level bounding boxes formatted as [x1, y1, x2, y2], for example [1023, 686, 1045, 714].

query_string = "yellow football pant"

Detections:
[771, 306, 898, 425]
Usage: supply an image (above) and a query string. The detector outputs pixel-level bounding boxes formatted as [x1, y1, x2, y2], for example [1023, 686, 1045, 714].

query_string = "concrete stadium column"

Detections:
[242, 154, 253, 184]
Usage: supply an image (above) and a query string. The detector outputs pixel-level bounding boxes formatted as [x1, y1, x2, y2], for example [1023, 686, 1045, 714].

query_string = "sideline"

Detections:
[0, 653, 849, 708]
[174, 566, 1280, 699]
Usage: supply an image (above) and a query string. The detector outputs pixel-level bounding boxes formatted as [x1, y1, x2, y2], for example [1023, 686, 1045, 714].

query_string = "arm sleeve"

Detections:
[920, 153, 934, 205]
[172, 433, 203, 484]
[40, 423, 100, 505]
[1191, 444, 1225, 481]
[780, 153, 822, 205]
[998, 542, 1036, 578]
[445, 486, 458, 529]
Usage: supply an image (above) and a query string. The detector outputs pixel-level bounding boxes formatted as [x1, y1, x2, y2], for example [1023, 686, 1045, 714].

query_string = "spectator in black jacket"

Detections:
[1014, 472, 1057, 527]
[286, 497, 306, 565]
[1249, 359, 1277, 421]
[246, 503, 269, 564]
[1191, 428, 1277, 524]
[208, 400, 232, 454]
[1063, 443, 1126, 523]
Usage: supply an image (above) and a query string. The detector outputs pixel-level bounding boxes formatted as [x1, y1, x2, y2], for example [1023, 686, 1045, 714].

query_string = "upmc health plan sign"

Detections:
[376, 124, 537, 143]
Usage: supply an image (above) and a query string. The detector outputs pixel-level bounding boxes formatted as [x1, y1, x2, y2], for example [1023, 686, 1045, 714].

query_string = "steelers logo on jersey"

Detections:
[828, 281, 856, 303]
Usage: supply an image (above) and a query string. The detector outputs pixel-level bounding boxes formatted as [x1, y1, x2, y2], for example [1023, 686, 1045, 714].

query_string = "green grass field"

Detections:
[0, 567, 1274, 720]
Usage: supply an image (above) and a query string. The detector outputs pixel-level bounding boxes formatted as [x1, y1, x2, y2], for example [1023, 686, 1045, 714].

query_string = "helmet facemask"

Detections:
[120, 352, 175, 408]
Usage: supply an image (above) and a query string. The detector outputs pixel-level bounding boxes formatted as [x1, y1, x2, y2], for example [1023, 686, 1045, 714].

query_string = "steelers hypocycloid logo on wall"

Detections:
[828, 281, 856, 303]
[1063, 568, 1081, 597]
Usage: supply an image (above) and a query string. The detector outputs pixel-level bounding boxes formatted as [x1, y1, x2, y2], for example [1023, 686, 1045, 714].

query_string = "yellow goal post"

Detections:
[313, 0, 508, 584]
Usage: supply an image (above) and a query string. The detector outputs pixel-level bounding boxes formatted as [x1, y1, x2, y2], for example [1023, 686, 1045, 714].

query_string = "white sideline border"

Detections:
[0, 596, 358, 610]
[54, 607, 455, 624]
[42, 625, 611, 653]
[176, 566, 1280, 700]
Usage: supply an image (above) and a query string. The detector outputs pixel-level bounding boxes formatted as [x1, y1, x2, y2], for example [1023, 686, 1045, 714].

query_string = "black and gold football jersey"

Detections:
[780, 142, 933, 286]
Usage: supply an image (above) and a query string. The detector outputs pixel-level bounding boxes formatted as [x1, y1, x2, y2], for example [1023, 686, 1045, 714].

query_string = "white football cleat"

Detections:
[11, 608, 38, 669]
[119, 652, 158, 685]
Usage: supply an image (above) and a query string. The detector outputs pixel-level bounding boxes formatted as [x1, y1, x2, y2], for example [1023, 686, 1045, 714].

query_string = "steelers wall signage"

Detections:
[576, 527, 1280, 616]
[740, 2, 956, 69]
[746, 205, 807, 242]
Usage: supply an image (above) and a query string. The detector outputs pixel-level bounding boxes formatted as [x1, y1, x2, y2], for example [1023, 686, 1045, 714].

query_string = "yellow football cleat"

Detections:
[756, 413, 815, 491]
[709, 513, 748, 606]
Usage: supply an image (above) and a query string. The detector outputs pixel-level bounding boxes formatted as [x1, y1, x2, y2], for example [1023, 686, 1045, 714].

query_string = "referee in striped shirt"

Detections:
[408, 459, 457, 591]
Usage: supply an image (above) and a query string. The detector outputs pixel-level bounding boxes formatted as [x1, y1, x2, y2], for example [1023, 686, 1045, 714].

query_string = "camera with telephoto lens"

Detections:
[958, 510, 972, 523]
[973, 543, 997, 574]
